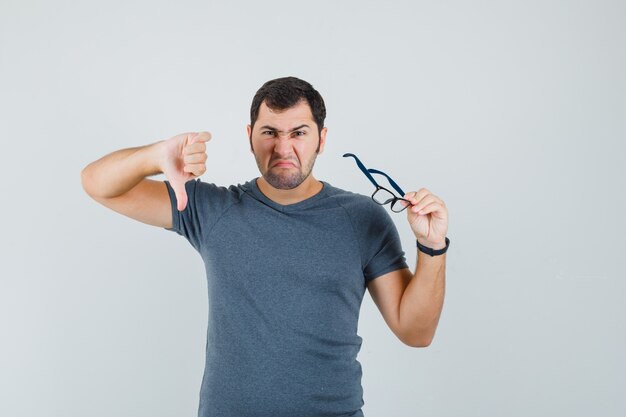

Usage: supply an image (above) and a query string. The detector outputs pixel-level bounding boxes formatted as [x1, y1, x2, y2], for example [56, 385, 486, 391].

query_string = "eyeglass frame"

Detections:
[343, 153, 413, 213]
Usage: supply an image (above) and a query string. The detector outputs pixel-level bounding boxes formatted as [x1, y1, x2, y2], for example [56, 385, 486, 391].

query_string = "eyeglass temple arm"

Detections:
[342, 153, 381, 189]
[367, 168, 406, 197]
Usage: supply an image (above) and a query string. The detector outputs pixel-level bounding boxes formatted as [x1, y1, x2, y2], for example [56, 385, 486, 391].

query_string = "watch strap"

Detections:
[416, 237, 450, 256]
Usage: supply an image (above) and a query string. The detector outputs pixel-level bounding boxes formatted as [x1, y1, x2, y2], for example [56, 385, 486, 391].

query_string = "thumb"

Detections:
[171, 178, 188, 211]
[191, 131, 212, 144]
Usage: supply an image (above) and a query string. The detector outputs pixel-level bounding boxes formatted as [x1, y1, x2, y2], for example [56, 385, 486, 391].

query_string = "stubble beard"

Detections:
[250, 135, 321, 190]
[255, 153, 318, 190]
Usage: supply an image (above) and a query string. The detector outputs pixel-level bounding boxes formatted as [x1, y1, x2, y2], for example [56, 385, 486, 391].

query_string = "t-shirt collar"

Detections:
[241, 177, 330, 212]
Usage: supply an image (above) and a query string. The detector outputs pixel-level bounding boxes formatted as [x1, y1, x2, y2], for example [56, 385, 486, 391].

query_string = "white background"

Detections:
[1, 0, 625, 416]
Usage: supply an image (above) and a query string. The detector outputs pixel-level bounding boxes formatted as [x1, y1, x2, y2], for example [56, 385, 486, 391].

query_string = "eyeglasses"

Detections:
[343, 153, 413, 213]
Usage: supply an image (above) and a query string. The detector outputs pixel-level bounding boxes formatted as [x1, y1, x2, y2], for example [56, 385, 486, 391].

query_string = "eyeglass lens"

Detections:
[372, 188, 395, 205]
[391, 199, 411, 213]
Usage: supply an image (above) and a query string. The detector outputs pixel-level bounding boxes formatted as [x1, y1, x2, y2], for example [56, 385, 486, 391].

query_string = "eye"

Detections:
[262, 130, 276, 136]
[292, 131, 305, 137]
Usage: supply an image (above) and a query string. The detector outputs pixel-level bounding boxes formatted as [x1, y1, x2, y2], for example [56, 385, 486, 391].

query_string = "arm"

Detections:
[367, 187, 449, 347]
[80, 132, 211, 228]
[367, 250, 445, 348]
[400, 249, 446, 346]
[81, 142, 172, 228]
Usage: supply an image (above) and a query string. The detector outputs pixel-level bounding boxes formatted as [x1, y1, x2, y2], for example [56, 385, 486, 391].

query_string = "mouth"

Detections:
[272, 161, 297, 168]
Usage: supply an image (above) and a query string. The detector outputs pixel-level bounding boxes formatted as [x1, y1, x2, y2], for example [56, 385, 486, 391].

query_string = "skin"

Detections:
[81, 95, 448, 348]
[245, 99, 448, 347]
[246, 100, 328, 206]
[246, 99, 449, 347]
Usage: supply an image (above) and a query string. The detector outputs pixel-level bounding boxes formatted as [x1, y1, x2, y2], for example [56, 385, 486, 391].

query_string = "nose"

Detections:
[272, 135, 293, 155]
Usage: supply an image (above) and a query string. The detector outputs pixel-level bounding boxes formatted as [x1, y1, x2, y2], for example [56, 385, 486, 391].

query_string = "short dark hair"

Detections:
[250, 76, 326, 134]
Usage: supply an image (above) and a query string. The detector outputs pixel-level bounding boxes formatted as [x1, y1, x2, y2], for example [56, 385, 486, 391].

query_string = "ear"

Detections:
[317, 126, 328, 155]
[247, 124, 253, 153]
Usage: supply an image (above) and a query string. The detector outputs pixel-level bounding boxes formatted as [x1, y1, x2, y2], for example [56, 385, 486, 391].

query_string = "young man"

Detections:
[81, 76, 449, 417]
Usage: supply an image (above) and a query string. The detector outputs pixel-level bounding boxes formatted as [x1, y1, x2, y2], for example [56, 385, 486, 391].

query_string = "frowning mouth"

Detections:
[272, 161, 297, 168]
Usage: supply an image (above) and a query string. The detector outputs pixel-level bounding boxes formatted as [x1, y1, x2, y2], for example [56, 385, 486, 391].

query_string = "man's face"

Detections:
[247, 100, 327, 190]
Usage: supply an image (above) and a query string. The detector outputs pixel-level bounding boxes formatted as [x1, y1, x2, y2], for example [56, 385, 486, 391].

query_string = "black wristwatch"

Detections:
[416, 237, 450, 256]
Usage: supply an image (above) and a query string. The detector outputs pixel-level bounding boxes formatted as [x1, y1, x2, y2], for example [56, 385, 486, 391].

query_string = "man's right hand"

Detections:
[81, 130, 213, 229]
[159, 131, 212, 211]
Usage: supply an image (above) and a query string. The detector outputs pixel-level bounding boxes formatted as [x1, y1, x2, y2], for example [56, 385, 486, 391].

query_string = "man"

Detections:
[81, 76, 449, 417]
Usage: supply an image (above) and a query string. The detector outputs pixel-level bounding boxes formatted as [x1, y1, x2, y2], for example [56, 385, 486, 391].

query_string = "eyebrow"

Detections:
[259, 124, 310, 133]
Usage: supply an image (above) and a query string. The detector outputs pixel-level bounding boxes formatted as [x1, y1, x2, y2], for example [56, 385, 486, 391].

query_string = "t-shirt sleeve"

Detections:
[357, 201, 409, 282]
[163, 178, 235, 252]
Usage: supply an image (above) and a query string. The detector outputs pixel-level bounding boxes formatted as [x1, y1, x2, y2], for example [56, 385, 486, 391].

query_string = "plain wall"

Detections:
[1, 0, 625, 416]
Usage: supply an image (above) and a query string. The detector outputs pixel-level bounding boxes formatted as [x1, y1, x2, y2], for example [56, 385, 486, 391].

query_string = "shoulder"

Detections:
[192, 178, 246, 202]
[324, 183, 388, 220]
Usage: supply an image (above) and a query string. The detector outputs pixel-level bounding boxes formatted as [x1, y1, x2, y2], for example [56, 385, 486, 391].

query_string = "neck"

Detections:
[256, 175, 323, 205]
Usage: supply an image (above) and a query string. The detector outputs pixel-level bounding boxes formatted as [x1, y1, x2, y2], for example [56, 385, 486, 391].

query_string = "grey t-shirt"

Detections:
[163, 177, 408, 417]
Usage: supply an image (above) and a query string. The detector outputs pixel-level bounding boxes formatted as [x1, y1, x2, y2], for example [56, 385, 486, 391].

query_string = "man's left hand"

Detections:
[403, 188, 449, 249]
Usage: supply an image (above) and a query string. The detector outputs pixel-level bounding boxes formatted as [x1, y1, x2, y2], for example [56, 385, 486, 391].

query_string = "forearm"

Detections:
[81, 141, 164, 198]
[399, 250, 446, 347]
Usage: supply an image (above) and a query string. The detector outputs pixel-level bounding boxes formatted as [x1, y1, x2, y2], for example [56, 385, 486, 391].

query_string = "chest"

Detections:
[202, 203, 365, 304]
